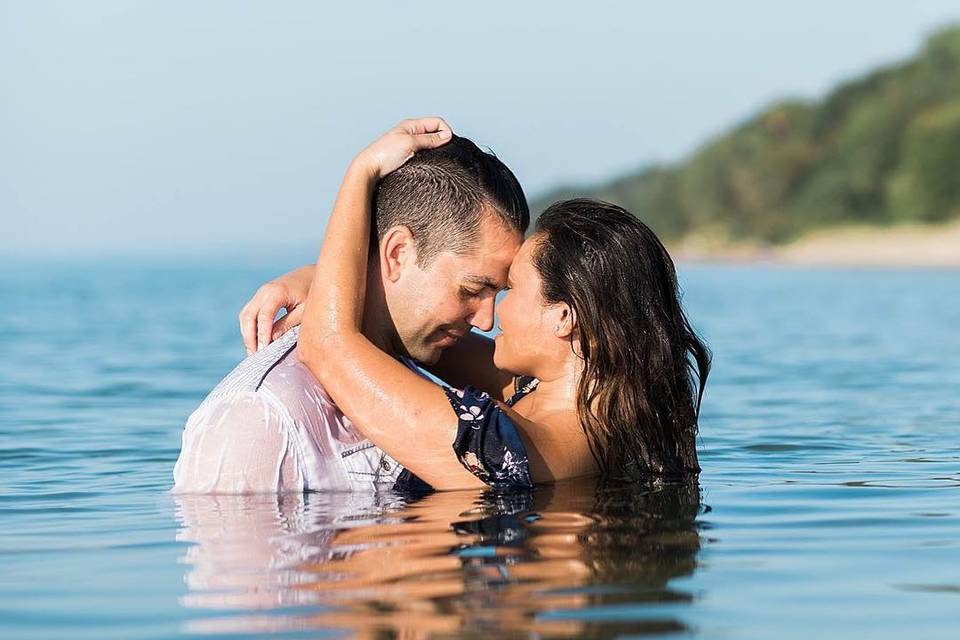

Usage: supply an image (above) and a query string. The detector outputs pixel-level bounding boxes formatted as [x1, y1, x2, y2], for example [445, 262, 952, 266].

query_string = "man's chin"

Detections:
[408, 345, 443, 366]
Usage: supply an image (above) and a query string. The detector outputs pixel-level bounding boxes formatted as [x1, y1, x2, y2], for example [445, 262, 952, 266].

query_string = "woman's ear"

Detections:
[380, 225, 418, 282]
[553, 303, 578, 339]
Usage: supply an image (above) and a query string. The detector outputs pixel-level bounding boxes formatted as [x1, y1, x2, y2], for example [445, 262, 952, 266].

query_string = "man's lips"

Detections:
[435, 328, 467, 347]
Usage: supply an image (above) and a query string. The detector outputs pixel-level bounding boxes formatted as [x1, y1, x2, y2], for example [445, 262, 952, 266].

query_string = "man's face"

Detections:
[385, 213, 522, 364]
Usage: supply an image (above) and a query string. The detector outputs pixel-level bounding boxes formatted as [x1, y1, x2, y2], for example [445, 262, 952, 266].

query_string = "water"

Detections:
[2, 261, 958, 639]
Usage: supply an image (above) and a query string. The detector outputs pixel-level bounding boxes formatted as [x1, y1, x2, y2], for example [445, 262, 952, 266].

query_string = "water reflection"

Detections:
[175, 478, 704, 637]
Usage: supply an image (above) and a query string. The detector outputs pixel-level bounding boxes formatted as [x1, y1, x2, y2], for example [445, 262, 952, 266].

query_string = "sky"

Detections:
[3, 1, 960, 260]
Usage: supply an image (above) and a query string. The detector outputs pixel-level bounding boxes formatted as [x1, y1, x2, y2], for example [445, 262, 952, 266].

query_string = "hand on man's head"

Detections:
[355, 117, 454, 180]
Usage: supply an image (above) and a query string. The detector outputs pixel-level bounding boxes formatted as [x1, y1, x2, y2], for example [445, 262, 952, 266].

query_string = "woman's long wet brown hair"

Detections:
[532, 199, 711, 479]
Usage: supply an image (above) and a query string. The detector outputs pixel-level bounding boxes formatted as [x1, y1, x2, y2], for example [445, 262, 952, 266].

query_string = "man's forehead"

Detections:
[451, 251, 510, 286]
[454, 224, 521, 281]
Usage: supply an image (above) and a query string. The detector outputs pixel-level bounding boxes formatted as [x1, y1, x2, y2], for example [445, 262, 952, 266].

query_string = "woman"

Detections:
[286, 118, 711, 491]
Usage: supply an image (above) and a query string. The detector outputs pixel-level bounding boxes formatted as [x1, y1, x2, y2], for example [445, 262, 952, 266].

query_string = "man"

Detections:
[173, 130, 528, 493]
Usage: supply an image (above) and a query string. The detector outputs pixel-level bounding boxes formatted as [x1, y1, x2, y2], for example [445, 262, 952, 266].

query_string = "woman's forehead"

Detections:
[514, 236, 540, 265]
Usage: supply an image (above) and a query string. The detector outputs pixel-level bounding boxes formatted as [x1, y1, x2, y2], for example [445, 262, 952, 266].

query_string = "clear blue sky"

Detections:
[3, 1, 959, 259]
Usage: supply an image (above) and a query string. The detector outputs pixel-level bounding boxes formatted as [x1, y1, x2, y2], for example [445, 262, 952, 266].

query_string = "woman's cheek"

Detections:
[492, 332, 508, 370]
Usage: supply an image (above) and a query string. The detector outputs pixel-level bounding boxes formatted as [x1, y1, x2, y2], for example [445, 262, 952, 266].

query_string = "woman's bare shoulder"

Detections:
[494, 401, 598, 483]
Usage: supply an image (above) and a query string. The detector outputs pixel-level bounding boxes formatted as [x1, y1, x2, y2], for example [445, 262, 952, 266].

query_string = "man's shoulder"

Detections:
[207, 327, 303, 400]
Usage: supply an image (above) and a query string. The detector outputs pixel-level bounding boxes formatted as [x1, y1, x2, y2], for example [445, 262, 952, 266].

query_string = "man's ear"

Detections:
[380, 225, 418, 283]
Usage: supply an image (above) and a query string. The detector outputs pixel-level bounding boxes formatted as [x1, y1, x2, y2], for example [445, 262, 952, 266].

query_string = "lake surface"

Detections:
[2, 261, 958, 639]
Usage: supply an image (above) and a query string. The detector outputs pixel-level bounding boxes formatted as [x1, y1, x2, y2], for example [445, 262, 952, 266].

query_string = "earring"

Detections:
[554, 324, 560, 332]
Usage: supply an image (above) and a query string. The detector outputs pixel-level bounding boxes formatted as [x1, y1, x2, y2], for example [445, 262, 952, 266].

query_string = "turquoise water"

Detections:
[2, 262, 958, 639]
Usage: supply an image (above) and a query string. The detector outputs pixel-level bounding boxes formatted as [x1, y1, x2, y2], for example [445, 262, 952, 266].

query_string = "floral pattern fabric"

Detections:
[443, 384, 536, 491]
[393, 379, 538, 493]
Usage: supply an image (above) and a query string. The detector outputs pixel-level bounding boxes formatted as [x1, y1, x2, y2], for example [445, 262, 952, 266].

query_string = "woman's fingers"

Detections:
[398, 116, 451, 136]
[412, 127, 452, 151]
[239, 299, 262, 355]
[256, 305, 278, 352]
[401, 117, 452, 152]
[240, 292, 280, 355]
[271, 306, 304, 342]
[239, 283, 289, 354]
[361, 117, 454, 178]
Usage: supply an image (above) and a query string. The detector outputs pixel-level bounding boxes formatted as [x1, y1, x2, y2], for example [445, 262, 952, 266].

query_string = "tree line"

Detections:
[533, 26, 960, 244]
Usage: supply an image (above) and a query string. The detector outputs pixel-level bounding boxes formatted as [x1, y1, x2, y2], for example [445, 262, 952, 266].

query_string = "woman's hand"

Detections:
[239, 265, 315, 354]
[352, 117, 453, 180]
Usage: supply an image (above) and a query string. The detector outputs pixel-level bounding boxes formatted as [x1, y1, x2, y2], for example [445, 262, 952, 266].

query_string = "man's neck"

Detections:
[359, 262, 400, 358]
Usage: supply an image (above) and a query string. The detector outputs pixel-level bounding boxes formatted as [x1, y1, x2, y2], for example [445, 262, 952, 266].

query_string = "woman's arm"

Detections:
[240, 265, 516, 399]
[298, 119, 486, 490]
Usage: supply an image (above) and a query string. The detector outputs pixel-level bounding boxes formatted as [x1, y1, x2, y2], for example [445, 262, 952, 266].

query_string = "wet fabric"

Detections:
[173, 327, 404, 493]
[173, 326, 539, 495]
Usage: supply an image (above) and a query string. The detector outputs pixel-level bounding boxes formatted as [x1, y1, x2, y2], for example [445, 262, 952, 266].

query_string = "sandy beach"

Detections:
[674, 220, 960, 268]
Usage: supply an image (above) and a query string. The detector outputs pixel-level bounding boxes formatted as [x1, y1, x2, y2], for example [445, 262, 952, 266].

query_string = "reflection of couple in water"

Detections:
[175, 477, 703, 637]
[173, 117, 711, 494]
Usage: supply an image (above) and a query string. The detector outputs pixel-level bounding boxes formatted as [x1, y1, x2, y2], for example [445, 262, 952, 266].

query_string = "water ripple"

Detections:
[2, 264, 959, 638]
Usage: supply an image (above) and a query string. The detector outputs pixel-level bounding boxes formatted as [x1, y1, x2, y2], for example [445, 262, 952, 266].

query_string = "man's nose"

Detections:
[468, 296, 496, 333]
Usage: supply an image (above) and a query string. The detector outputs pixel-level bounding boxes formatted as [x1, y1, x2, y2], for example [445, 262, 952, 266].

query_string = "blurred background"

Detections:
[3, 3, 960, 639]
[3, 0, 960, 264]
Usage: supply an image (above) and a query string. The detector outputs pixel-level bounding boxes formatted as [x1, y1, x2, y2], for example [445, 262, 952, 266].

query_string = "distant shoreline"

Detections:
[671, 220, 960, 268]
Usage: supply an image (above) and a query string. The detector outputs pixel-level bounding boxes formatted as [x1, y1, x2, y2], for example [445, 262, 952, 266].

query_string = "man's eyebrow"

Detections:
[464, 275, 500, 289]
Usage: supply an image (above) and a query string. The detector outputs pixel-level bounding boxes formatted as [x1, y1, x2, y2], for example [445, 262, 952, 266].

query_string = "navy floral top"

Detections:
[394, 377, 539, 493]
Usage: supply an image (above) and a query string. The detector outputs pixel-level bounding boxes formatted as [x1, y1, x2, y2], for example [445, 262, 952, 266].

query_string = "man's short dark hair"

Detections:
[372, 135, 529, 266]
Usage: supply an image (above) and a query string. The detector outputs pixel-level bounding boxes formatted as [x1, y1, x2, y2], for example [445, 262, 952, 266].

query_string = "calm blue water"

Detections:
[2, 261, 958, 639]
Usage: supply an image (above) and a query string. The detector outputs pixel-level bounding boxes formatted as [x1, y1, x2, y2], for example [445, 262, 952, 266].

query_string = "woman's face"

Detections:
[493, 236, 566, 377]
